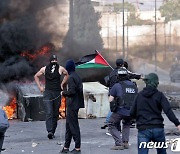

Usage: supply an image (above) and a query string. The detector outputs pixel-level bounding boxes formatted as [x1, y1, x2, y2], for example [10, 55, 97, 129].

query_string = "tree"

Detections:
[62, 0, 103, 58]
[113, 2, 135, 13]
[160, 0, 180, 22]
[112, 2, 153, 26]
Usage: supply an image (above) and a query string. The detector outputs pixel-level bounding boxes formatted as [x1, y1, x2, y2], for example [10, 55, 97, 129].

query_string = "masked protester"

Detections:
[60, 59, 84, 154]
[108, 68, 138, 150]
[0, 107, 9, 153]
[130, 73, 180, 154]
[34, 54, 68, 139]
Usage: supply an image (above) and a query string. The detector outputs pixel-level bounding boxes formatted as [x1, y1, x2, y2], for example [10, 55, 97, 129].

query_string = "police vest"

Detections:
[119, 81, 137, 108]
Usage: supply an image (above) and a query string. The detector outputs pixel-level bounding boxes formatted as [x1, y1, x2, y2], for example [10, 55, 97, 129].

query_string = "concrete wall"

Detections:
[137, 10, 164, 22]
[99, 12, 180, 51]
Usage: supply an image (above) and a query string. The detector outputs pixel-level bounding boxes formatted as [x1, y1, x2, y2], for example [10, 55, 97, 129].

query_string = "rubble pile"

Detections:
[166, 95, 180, 108]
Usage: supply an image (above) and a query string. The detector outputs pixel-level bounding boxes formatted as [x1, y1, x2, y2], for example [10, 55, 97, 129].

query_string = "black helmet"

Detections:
[117, 67, 128, 76]
[117, 68, 128, 81]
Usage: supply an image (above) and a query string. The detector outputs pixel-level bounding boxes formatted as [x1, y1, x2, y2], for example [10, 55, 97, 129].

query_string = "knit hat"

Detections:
[49, 54, 57, 62]
[66, 59, 75, 74]
[143, 73, 159, 88]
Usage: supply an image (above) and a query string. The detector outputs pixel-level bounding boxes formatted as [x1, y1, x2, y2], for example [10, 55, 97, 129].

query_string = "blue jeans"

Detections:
[105, 110, 112, 123]
[138, 128, 166, 154]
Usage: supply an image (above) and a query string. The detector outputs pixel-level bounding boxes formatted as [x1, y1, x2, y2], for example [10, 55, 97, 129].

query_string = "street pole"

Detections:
[116, 13, 118, 53]
[126, 11, 129, 60]
[107, 13, 110, 55]
[169, 19, 172, 51]
[154, 0, 157, 72]
[69, 0, 74, 51]
[122, 0, 125, 59]
[164, 20, 166, 60]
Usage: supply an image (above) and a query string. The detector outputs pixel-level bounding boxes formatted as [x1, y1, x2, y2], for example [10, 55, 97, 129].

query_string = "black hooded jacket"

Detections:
[62, 60, 84, 110]
[130, 87, 180, 130]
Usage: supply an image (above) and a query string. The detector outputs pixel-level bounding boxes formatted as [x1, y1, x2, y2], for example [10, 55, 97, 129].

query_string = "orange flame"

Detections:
[59, 96, 66, 119]
[21, 43, 54, 60]
[3, 97, 17, 119]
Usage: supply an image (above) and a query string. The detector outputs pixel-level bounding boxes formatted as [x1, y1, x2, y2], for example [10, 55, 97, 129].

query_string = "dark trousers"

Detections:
[108, 112, 131, 146]
[0, 127, 7, 152]
[43, 90, 61, 134]
[64, 108, 81, 149]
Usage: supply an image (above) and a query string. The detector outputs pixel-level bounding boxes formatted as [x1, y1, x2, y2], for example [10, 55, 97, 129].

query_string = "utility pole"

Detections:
[154, 0, 157, 72]
[126, 11, 129, 60]
[116, 13, 118, 53]
[122, 0, 125, 59]
[164, 20, 167, 60]
[169, 19, 172, 51]
[107, 13, 110, 54]
[69, 0, 74, 51]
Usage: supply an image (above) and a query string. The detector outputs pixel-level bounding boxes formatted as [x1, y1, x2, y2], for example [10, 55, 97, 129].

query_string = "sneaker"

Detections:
[47, 132, 54, 139]
[105, 132, 112, 136]
[70, 149, 81, 153]
[123, 142, 129, 149]
[60, 148, 69, 153]
[101, 124, 108, 129]
[1, 148, 5, 151]
[130, 123, 135, 128]
[110, 145, 124, 150]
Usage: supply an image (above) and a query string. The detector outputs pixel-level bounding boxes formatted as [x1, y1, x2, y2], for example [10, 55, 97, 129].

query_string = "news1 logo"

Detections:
[139, 138, 180, 152]
[171, 138, 180, 152]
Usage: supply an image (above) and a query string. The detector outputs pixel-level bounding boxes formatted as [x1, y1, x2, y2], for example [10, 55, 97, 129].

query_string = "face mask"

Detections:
[50, 62, 57, 65]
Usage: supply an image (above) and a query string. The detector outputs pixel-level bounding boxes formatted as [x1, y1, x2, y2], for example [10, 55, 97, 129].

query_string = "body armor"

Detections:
[119, 81, 137, 108]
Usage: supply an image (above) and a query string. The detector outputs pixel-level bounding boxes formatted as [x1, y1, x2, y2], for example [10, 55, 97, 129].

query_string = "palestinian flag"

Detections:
[76, 50, 111, 69]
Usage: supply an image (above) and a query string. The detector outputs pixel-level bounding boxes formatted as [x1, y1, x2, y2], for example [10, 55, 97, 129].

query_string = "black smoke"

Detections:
[0, 0, 109, 94]
[0, 0, 66, 86]
[62, 0, 103, 59]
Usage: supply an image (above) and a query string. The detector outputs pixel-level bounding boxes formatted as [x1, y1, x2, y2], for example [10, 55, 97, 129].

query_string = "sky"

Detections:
[92, 0, 164, 11]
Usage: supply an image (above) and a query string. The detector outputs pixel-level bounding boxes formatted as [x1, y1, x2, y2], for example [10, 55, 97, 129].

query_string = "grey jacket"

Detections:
[0, 108, 9, 129]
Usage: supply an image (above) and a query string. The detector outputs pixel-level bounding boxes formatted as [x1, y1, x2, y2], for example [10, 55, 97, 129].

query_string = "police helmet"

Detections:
[117, 68, 128, 76]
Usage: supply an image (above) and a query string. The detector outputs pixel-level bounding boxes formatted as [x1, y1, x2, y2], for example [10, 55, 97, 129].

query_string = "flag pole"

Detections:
[95, 50, 114, 70]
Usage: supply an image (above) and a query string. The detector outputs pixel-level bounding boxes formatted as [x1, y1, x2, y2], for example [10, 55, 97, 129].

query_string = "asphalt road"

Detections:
[3, 109, 180, 154]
